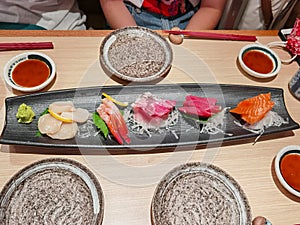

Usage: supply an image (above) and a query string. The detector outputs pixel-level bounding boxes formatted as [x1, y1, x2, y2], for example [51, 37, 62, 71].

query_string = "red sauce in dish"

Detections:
[12, 59, 50, 88]
[242, 50, 274, 74]
[280, 153, 300, 192]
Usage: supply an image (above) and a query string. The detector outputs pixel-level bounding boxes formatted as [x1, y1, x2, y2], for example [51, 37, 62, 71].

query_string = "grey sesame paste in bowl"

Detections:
[108, 33, 166, 78]
[0, 158, 104, 225]
[100, 26, 173, 82]
[151, 162, 252, 225]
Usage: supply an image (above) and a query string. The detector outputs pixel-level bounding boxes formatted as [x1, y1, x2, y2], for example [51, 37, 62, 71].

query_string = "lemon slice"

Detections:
[48, 109, 73, 123]
[102, 92, 128, 107]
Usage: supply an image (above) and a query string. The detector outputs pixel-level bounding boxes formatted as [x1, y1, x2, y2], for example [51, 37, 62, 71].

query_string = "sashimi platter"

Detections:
[0, 83, 299, 150]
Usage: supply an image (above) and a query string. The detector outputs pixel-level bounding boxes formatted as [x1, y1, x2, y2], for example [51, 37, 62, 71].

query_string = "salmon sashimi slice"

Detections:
[97, 98, 130, 144]
[230, 93, 274, 124]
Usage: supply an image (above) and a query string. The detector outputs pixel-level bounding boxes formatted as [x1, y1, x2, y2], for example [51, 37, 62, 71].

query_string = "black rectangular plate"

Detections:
[0, 83, 299, 151]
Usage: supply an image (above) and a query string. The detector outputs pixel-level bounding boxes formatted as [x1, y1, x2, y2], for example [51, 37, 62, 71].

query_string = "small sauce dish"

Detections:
[274, 145, 300, 197]
[4, 52, 56, 92]
[238, 44, 281, 79]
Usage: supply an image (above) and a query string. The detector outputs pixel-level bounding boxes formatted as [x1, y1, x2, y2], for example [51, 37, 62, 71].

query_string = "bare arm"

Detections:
[100, 0, 137, 29]
[185, 0, 227, 30]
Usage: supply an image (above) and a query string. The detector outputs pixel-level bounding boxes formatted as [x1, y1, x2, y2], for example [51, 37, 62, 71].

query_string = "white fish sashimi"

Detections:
[47, 122, 79, 140]
[48, 101, 75, 114]
[38, 101, 90, 140]
[61, 108, 90, 123]
[38, 114, 62, 134]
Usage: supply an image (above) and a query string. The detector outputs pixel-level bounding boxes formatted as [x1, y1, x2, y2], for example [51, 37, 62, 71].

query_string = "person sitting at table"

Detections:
[238, 0, 297, 30]
[0, 0, 86, 30]
[99, 0, 227, 30]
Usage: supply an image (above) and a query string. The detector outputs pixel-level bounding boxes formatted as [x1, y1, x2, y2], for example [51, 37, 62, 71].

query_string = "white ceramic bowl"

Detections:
[4, 52, 56, 92]
[238, 43, 281, 79]
[100, 26, 173, 83]
[274, 145, 300, 197]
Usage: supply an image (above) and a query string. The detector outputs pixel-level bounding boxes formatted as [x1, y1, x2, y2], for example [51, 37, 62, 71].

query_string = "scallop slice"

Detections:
[47, 122, 78, 140]
[61, 108, 90, 123]
[49, 101, 75, 114]
[38, 114, 62, 134]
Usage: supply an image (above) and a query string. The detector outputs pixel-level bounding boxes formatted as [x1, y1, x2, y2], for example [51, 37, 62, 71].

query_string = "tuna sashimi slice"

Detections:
[178, 106, 213, 118]
[183, 101, 221, 114]
[179, 95, 221, 117]
[185, 95, 218, 105]
[132, 92, 176, 127]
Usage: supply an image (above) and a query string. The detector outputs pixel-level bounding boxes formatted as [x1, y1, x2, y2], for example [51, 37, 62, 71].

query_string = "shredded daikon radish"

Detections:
[186, 107, 230, 135]
[233, 111, 288, 144]
[77, 119, 99, 138]
[234, 111, 288, 134]
[124, 108, 179, 137]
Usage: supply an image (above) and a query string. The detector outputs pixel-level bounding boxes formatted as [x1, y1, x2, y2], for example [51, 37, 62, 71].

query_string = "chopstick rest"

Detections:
[0, 42, 54, 51]
[164, 30, 257, 42]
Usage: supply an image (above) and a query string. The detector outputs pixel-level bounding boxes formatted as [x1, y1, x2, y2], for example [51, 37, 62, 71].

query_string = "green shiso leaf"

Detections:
[92, 112, 109, 138]
[40, 108, 49, 116]
[182, 113, 209, 123]
[35, 130, 42, 137]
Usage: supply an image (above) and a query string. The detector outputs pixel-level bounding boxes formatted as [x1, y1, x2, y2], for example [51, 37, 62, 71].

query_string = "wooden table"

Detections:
[0, 30, 299, 224]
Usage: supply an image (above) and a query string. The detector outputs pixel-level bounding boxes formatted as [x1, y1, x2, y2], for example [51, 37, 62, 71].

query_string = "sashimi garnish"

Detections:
[183, 107, 231, 135]
[124, 108, 179, 137]
[234, 110, 288, 144]
[77, 118, 102, 138]
[234, 111, 288, 133]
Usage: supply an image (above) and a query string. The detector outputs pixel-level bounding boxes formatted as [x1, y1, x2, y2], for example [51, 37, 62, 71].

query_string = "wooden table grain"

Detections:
[0, 30, 299, 225]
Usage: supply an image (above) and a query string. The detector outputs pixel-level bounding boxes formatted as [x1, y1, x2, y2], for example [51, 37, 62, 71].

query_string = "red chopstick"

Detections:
[164, 30, 257, 42]
[0, 42, 54, 51]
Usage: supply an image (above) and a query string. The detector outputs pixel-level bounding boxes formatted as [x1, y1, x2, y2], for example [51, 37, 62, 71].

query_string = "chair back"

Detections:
[217, 0, 249, 29]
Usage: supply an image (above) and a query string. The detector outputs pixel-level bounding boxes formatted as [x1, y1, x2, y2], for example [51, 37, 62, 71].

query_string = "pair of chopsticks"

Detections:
[163, 30, 257, 42]
[0, 41, 54, 51]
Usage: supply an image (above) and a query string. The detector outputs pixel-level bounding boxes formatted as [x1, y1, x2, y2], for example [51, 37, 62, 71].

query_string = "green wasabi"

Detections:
[16, 103, 35, 124]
